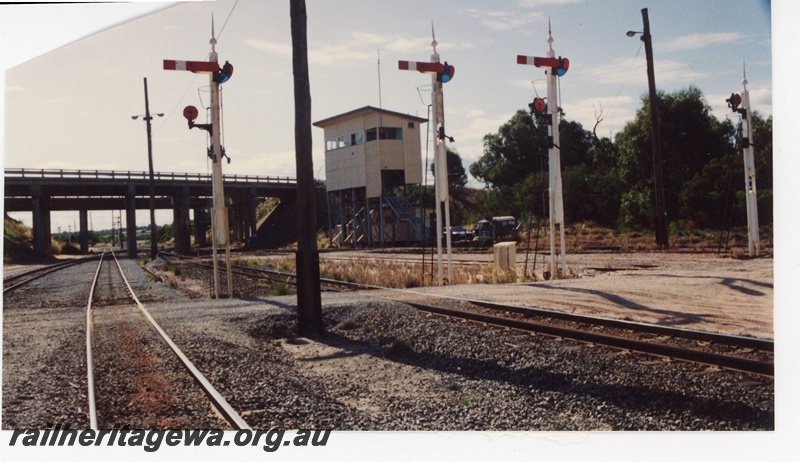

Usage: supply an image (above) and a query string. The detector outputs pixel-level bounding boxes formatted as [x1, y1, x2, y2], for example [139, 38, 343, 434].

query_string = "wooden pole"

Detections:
[291, 0, 323, 334]
[641, 8, 669, 249]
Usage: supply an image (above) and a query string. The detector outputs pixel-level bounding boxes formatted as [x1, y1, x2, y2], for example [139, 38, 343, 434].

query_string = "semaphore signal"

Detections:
[726, 63, 760, 257]
[163, 19, 234, 299]
[398, 24, 455, 286]
[517, 20, 569, 279]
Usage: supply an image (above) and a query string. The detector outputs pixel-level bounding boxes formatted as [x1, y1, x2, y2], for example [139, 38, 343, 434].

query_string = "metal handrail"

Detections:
[4, 168, 297, 184]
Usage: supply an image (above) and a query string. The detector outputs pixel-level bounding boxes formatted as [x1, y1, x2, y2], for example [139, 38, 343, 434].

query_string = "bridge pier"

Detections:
[231, 202, 242, 244]
[247, 188, 258, 244]
[31, 185, 52, 257]
[194, 206, 209, 248]
[79, 208, 89, 254]
[126, 185, 138, 258]
[172, 186, 191, 255]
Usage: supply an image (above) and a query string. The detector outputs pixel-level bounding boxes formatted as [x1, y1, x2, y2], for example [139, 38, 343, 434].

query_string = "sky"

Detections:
[1, 0, 781, 233]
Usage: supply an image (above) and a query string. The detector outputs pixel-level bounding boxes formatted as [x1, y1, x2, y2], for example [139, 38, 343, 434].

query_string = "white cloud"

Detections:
[583, 56, 709, 86]
[659, 32, 746, 53]
[517, 0, 584, 7]
[244, 32, 437, 68]
[242, 39, 291, 58]
[462, 8, 543, 31]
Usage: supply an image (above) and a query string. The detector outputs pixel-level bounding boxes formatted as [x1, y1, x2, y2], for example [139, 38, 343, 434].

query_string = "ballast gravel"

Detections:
[4, 257, 774, 431]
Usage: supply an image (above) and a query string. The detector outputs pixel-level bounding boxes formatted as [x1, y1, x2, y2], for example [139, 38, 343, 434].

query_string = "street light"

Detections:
[628, 8, 669, 249]
[132, 77, 163, 260]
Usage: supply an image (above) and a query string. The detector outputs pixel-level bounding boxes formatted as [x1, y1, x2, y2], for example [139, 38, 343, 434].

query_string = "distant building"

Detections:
[314, 106, 429, 247]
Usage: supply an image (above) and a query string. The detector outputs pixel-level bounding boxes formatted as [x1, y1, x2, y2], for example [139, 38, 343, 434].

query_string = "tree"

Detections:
[430, 147, 468, 190]
[470, 110, 547, 189]
[470, 109, 595, 221]
[615, 86, 738, 229]
[470, 110, 548, 218]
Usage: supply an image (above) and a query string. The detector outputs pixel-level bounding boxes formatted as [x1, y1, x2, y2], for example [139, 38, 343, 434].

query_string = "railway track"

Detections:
[3, 254, 100, 294]
[159, 252, 773, 377]
[85, 251, 250, 430]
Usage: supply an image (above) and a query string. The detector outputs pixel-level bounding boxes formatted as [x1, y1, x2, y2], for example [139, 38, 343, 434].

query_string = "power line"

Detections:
[217, 0, 240, 39]
[605, 40, 644, 124]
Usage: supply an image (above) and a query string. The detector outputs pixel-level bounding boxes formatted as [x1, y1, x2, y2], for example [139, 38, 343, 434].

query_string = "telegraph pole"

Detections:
[164, 20, 235, 298]
[726, 64, 760, 256]
[399, 25, 455, 286]
[518, 21, 569, 277]
[640, 8, 669, 249]
[141, 77, 159, 260]
[291, 0, 323, 334]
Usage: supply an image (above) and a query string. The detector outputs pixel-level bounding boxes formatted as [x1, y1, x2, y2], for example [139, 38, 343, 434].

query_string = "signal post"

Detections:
[399, 27, 455, 286]
[164, 27, 235, 298]
[726, 66, 760, 257]
[518, 25, 569, 278]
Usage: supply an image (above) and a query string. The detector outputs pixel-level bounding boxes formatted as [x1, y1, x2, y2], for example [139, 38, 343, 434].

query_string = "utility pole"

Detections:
[640, 8, 669, 249]
[291, 0, 323, 334]
[518, 20, 570, 278]
[164, 20, 235, 299]
[399, 24, 456, 286]
[142, 78, 159, 260]
[726, 64, 760, 257]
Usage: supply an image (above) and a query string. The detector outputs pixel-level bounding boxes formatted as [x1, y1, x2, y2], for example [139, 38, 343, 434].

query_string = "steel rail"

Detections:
[161, 252, 771, 351]
[85, 252, 106, 430]
[110, 253, 251, 430]
[463, 298, 773, 352]
[158, 252, 772, 375]
[3, 255, 101, 293]
[403, 301, 774, 377]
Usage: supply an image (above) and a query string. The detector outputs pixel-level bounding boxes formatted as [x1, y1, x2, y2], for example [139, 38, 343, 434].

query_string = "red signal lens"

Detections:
[183, 105, 199, 122]
[533, 98, 547, 113]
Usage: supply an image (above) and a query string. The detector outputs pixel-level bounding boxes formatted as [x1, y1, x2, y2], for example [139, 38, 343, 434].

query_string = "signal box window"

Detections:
[366, 127, 403, 141]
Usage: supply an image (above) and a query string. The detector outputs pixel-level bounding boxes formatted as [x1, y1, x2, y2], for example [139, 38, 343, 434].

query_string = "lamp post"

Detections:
[132, 77, 164, 261]
[628, 7, 669, 249]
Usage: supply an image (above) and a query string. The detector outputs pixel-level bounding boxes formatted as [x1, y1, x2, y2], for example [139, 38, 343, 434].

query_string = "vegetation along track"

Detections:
[86, 252, 250, 430]
[161, 252, 773, 377]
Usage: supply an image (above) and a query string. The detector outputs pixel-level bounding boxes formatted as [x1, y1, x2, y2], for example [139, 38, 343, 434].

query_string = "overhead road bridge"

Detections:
[4, 168, 298, 257]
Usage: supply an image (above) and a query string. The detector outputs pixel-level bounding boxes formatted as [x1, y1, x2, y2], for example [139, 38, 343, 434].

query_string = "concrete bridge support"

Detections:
[247, 189, 258, 243]
[79, 208, 89, 254]
[126, 185, 138, 258]
[31, 184, 52, 257]
[193, 207, 209, 248]
[172, 186, 191, 255]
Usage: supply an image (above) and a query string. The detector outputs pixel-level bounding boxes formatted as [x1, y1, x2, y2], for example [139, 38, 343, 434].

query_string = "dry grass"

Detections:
[229, 223, 772, 290]
[316, 257, 530, 288]
[519, 222, 772, 254]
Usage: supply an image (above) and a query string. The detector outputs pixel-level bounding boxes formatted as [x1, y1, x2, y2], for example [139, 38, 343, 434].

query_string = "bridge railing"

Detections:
[4, 168, 297, 185]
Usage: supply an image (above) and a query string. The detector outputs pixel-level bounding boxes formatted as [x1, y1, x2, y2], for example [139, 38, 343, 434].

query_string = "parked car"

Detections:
[475, 216, 520, 241]
[444, 226, 475, 241]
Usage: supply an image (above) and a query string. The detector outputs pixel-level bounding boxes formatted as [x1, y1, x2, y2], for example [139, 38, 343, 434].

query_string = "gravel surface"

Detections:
[146, 293, 774, 431]
[2, 257, 216, 429]
[4, 254, 774, 431]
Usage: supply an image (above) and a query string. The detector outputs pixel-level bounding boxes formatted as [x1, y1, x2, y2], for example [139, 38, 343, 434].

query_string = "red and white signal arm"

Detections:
[163, 60, 219, 74]
[398, 60, 445, 74]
